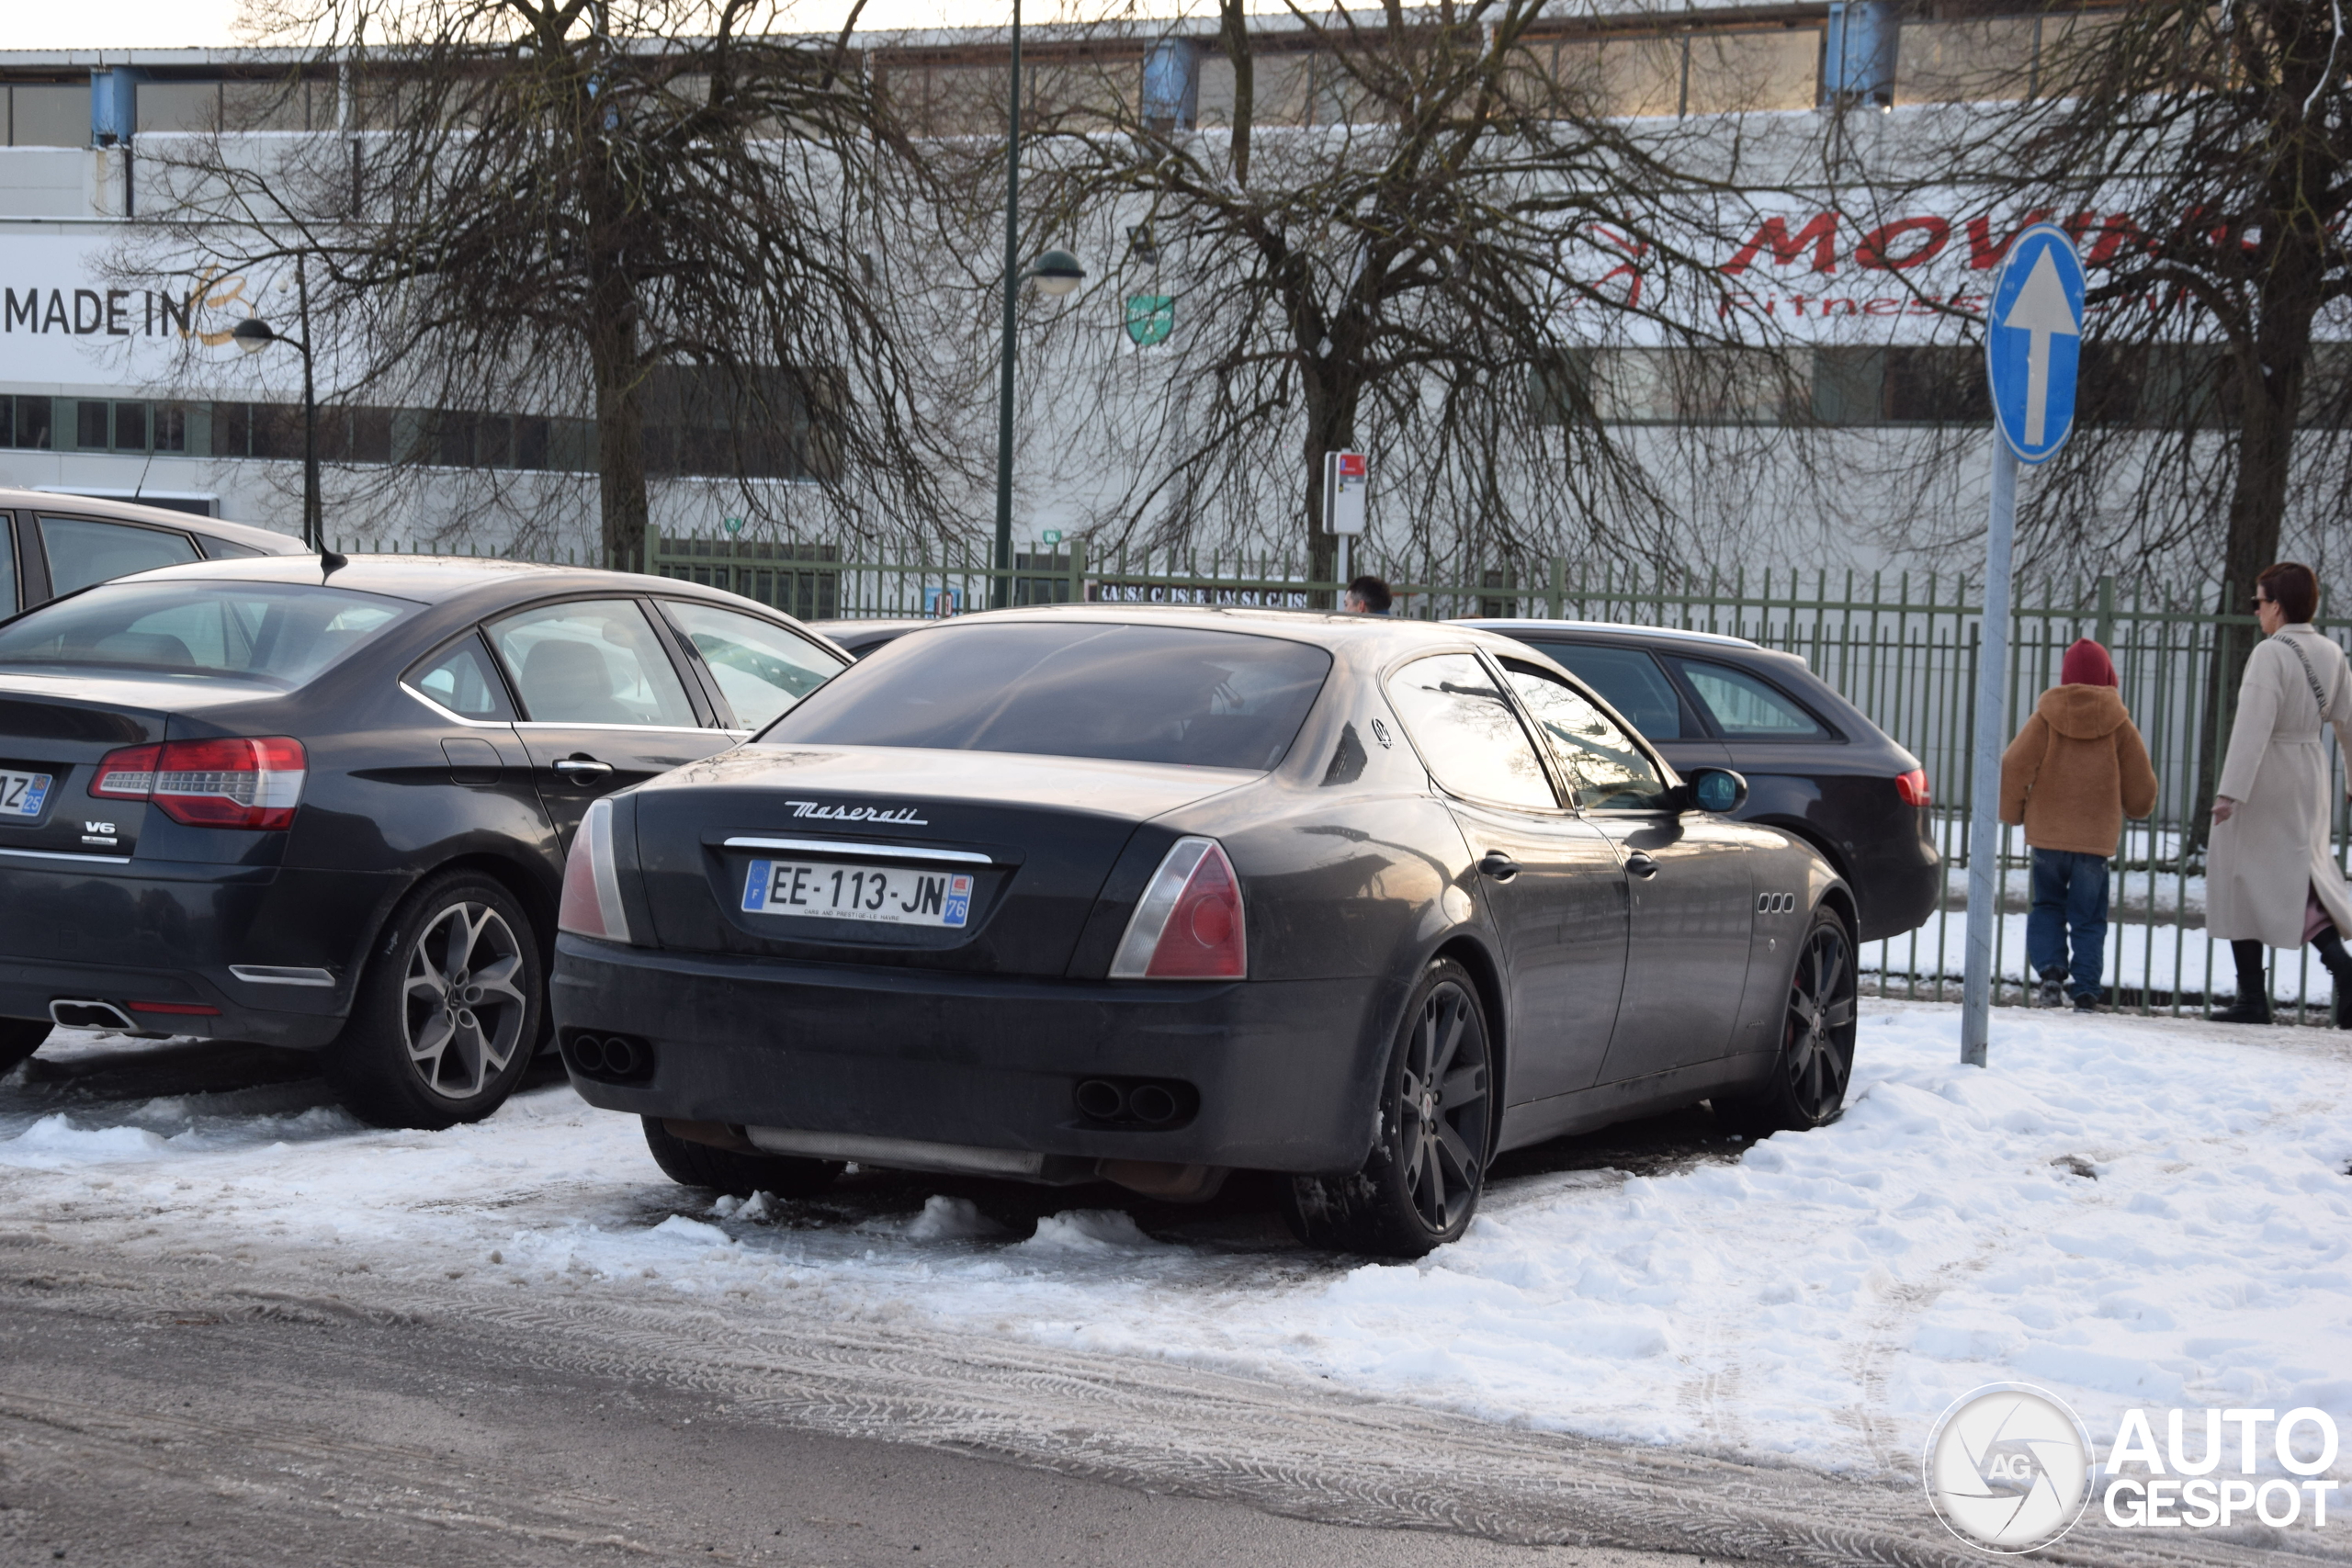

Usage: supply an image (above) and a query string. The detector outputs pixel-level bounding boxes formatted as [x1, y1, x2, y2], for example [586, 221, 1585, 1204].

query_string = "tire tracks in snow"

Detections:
[0, 1238, 2323, 1568]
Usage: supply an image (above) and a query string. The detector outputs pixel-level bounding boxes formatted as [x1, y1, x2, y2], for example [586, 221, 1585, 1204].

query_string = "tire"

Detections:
[0, 1017, 50, 1077]
[1717, 905, 1858, 1135]
[641, 1117, 842, 1200]
[322, 870, 544, 1130]
[1281, 957, 1496, 1258]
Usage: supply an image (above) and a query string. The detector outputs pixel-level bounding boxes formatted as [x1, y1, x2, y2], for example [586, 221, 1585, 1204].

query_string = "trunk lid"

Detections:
[629, 744, 1259, 976]
[0, 671, 285, 859]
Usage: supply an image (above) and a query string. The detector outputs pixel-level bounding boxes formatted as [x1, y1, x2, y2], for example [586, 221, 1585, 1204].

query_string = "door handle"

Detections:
[552, 757, 614, 779]
[1477, 851, 1521, 881]
[1624, 851, 1660, 878]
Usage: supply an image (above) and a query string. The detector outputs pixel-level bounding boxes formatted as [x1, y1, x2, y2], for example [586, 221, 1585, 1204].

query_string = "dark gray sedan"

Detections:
[553, 606, 1859, 1258]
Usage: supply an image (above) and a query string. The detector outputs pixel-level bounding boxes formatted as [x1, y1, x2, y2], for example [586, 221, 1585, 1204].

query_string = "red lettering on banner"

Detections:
[2080, 214, 2154, 266]
[1965, 211, 2053, 270]
[1856, 217, 1951, 270]
[1723, 214, 1839, 275]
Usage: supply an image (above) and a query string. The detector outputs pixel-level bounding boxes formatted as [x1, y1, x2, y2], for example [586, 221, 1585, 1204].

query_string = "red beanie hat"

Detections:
[2061, 637, 2117, 688]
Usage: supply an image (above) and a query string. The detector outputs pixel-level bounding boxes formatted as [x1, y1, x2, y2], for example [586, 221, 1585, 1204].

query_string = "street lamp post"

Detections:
[232, 254, 322, 551]
[989, 0, 1083, 608]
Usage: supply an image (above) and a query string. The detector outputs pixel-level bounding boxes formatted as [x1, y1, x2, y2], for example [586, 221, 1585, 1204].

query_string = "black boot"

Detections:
[2315, 929, 2352, 1030]
[2212, 939, 2272, 1024]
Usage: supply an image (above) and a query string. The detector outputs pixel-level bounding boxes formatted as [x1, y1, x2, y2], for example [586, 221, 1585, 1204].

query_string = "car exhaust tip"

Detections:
[1073, 1079, 1127, 1120]
[50, 998, 135, 1032]
[1071, 1076, 1199, 1130]
[562, 1030, 651, 1084]
[1125, 1084, 1181, 1125]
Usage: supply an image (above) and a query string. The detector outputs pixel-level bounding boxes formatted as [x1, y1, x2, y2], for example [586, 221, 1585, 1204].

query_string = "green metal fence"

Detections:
[342, 528, 2352, 1023]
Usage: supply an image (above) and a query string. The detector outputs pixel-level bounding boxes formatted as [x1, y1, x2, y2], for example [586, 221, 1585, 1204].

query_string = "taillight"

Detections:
[1895, 768, 1932, 807]
[91, 737, 306, 829]
[92, 744, 160, 800]
[1109, 837, 1246, 980]
[558, 796, 634, 943]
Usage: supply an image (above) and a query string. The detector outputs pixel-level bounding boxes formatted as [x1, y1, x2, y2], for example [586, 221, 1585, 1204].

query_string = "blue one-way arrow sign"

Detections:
[1984, 225, 2086, 463]
[1961, 223, 2086, 1072]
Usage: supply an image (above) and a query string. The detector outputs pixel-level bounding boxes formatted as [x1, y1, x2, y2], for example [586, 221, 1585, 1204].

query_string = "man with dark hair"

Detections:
[1341, 575, 1392, 615]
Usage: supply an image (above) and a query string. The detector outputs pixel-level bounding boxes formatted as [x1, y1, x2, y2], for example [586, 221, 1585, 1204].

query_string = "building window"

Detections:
[6, 396, 53, 449]
[76, 400, 110, 450]
[114, 401, 147, 451]
[6, 84, 91, 147]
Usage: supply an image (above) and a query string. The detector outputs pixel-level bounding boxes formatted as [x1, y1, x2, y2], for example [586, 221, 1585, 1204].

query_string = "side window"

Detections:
[406, 633, 518, 721]
[1668, 659, 1829, 739]
[486, 599, 700, 728]
[1521, 641, 1682, 739]
[0, 516, 17, 617]
[39, 515, 201, 596]
[660, 601, 845, 731]
[1385, 653, 1559, 810]
[1505, 663, 1672, 812]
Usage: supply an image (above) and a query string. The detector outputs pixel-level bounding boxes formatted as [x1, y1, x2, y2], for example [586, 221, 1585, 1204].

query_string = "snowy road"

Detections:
[3, 1003, 2349, 1564]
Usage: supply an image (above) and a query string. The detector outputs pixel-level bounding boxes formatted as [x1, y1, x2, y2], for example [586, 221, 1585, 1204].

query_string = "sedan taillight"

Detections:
[1110, 837, 1246, 980]
[92, 737, 307, 829]
[558, 796, 635, 943]
[1894, 768, 1932, 807]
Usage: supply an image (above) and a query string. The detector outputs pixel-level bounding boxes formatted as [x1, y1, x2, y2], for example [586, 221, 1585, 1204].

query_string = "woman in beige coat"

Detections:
[2209, 562, 2352, 1025]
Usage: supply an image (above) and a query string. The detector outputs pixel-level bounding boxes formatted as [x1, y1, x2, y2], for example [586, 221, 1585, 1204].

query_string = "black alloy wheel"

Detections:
[0, 1017, 48, 1077]
[1282, 957, 1495, 1258]
[641, 1117, 842, 1200]
[1720, 905, 1858, 1134]
[324, 870, 544, 1130]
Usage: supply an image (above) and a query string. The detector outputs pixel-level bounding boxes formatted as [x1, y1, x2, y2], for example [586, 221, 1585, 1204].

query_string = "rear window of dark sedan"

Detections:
[761, 621, 1332, 772]
[0, 580, 414, 686]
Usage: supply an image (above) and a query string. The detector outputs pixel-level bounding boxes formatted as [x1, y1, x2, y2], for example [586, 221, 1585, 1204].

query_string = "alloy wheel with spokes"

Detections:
[1395, 977, 1492, 1235]
[324, 870, 544, 1130]
[403, 901, 530, 1100]
[1282, 956, 1494, 1257]
[1720, 905, 1857, 1134]
[1782, 915, 1857, 1121]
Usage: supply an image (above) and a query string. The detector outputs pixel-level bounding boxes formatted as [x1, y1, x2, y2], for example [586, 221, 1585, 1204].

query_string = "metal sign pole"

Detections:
[1960, 443, 2018, 1069]
[1964, 221, 2084, 1068]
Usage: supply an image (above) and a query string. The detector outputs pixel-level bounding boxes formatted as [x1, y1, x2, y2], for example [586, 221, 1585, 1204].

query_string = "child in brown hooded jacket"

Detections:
[1999, 638, 2159, 1010]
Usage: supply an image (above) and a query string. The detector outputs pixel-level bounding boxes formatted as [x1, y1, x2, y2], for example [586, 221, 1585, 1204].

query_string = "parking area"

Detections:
[7, 998, 2347, 1482]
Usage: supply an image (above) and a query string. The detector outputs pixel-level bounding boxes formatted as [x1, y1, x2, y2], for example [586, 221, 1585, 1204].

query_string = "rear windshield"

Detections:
[763, 621, 1332, 771]
[0, 580, 414, 687]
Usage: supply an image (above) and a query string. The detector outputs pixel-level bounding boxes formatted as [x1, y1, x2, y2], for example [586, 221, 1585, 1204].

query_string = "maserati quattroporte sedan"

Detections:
[552, 606, 1860, 1257]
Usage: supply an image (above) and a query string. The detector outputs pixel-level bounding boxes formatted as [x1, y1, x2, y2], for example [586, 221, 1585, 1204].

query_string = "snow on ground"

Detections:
[4, 1002, 2349, 1486]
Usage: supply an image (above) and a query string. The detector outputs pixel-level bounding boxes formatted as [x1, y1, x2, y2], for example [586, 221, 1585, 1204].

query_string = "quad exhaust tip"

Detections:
[1073, 1077, 1196, 1129]
[50, 998, 136, 1032]
[563, 1030, 652, 1083]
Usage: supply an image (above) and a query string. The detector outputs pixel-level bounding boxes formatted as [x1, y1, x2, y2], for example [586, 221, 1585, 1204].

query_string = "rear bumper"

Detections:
[0, 857, 387, 1049]
[1851, 829, 1941, 942]
[551, 935, 1388, 1175]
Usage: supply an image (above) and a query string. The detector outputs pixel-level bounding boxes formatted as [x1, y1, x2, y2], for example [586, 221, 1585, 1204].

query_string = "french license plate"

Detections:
[0, 771, 51, 818]
[741, 859, 973, 929]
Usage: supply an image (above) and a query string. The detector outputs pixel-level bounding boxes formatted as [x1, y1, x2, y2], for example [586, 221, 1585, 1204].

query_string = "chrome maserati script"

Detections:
[784, 799, 931, 827]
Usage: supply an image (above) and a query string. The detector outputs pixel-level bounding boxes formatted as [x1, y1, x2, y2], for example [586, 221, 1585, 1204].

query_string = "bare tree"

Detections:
[936, 1, 1806, 577]
[122, 0, 958, 561]
[1856, 1, 2352, 832]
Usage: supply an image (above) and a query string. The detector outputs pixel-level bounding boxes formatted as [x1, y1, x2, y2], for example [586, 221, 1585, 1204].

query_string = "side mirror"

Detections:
[1684, 767, 1748, 815]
